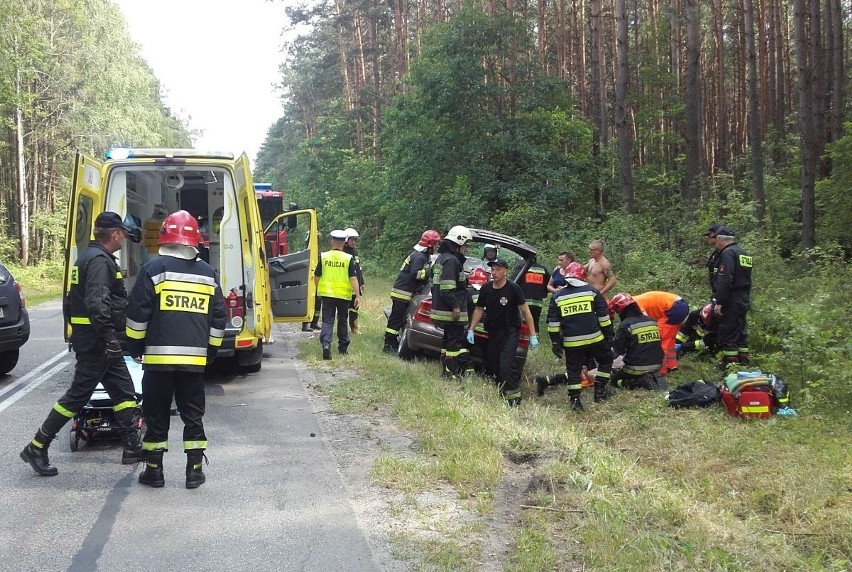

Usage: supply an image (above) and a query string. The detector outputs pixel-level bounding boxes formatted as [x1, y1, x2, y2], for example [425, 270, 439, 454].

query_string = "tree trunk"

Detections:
[15, 68, 30, 267]
[744, 0, 765, 223]
[614, 0, 634, 212]
[683, 0, 701, 204]
[794, 0, 816, 251]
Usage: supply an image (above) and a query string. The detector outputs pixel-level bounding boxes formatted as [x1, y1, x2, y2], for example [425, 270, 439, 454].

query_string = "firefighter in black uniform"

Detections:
[675, 303, 719, 356]
[608, 293, 665, 390]
[126, 211, 226, 489]
[20, 212, 143, 477]
[535, 262, 614, 411]
[384, 229, 440, 353]
[516, 255, 549, 333]
[703, 223, 723, 292]
[711, 226, 752, 367]
[343, 228, 364, 334]
[432, 225, 473, 378]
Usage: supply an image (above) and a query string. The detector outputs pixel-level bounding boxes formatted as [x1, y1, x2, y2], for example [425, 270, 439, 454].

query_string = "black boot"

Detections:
[535, 375, 549, 397]
[301, 323, 312, 332]
[20, 430, 58, 476]
[121, 431, 143, 464]
[593, 380, 615, 403]
[138, 450, 165, 488]
[569, 392, 585, 412]
[322, 345, 331, 360]
[186, 449, 207, 489]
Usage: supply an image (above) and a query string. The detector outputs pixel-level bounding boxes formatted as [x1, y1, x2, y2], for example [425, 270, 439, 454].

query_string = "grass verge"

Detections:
[303, 277, 851, 571]
[6, 260, 64, 307]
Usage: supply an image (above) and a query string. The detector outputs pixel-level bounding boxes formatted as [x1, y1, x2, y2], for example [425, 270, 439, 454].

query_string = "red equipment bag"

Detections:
[719, 385, 774, 419]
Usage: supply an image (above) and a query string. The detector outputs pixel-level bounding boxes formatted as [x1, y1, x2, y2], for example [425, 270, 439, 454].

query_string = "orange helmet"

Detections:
[608, 292, 636, 315]
[564, 262, 587, 280]
[159, 210, 201, 247]
[418, 229, 441, 248]
[699, 303, 714, 325]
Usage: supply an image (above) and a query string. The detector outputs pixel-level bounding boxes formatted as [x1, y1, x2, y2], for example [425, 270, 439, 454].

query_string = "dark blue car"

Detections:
[0, 261, 30, 375]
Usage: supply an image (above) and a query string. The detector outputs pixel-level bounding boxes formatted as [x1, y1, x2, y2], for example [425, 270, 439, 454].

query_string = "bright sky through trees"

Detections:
[115, 0, 290, 162]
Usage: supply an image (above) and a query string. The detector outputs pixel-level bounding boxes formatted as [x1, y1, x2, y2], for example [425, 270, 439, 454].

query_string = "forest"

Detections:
[253, 0, 851, 408]
[0, 0, 191, 265]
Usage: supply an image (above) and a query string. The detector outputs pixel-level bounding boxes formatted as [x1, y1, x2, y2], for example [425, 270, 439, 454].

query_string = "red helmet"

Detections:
[608, 292, 636, 315]
[468, 267, 489, 288]
[419, 229, 441, 248]
[699, 303, 714, 325]
[564, 262, 587, 280]
[159, 210, 201, 247]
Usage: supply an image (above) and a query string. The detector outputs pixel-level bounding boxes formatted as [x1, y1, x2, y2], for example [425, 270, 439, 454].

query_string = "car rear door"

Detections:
[63, 152, 104, 341]
[268, 208, 318, 322]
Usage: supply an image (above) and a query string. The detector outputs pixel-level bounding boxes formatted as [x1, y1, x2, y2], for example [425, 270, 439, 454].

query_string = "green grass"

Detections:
[6, 260, 64, 307]
[303, 276, 852, 571]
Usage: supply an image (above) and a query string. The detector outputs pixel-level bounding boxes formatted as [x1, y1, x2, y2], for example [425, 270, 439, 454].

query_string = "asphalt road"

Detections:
[0, 301, 380, 571]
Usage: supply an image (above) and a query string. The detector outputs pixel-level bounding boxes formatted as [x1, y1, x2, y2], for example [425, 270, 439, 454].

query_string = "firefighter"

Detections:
[675, 303, 718, 356]
[482, 244, 499, 265]
[314, 230, 360, 360]
[467, 258, 539, 406]
[703, 223, 723, 293]
[632, 291, 689, 374]
[608, 293, 665, 390]
[711, 226, 752, 367]
[535, 262, 614, 411]
[383, 230, 440, 353]
[20, 212, 143, 477]
[432, 225, 473, 378]
[126, 211, 226, 489]
[343, 227, 364, 334]
[517, 255, 549, 333]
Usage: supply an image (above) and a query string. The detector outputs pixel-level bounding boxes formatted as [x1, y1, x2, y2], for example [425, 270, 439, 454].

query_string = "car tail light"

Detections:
[226, 288, 245, 327]
[517, 323, 530, 349]
[16, 283, 25, 309]
[413, 299, 432, 323]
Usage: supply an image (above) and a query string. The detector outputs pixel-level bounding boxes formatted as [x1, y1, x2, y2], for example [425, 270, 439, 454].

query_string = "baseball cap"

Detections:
[714, 225, 735, 238]
[703, 223, 722, 237]
[487, 258, 510, 269]
[94, 211, 141, 243]
[330, 229, 347, 240]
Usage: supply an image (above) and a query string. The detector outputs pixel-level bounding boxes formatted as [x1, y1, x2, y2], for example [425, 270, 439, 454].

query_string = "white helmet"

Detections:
[446, 225, 472, 246]
[483, 243, 498, 255]
[344, 227, 359, 239]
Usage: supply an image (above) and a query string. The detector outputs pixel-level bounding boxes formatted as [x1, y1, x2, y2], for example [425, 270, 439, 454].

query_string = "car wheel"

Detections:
[397, 324, 415, 361]
[0, 349, 19, 375]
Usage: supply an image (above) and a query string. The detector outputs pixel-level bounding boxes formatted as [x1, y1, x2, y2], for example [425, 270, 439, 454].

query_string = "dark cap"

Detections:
[714, 225, 735, 238]
[487, 258, 510, 269]
[703, 223, 722, 237]
[95, 211, 126, 229]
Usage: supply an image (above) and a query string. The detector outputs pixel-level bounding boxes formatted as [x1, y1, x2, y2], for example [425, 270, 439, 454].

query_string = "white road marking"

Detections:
[0, 350, 70, 413]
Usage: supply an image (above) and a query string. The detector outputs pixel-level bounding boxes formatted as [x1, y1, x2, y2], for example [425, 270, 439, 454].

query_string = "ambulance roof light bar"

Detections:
[105, 148, 235, 160]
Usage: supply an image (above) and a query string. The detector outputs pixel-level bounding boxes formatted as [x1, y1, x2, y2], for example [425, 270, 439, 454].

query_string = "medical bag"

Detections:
[719, 371, 781, 419]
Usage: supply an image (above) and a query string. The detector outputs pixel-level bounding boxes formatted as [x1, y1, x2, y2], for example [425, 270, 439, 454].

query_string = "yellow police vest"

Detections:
[317, 249, 353, 300]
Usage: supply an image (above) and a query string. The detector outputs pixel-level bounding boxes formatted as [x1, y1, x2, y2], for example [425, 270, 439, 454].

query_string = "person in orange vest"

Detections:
[632, 291, 689, 374]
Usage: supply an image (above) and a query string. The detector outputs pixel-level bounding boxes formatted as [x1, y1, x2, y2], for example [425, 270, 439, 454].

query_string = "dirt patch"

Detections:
[280, 325, 530, 570]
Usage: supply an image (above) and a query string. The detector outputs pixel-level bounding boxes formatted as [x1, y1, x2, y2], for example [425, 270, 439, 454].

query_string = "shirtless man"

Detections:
[584, 240, 617, 298]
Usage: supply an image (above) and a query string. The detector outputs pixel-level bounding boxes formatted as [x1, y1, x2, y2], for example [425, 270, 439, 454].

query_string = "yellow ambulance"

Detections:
[63, 148, 317, 372]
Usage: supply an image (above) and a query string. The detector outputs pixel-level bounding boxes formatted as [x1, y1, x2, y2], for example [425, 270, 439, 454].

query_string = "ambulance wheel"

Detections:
[237, 341, 263, 373]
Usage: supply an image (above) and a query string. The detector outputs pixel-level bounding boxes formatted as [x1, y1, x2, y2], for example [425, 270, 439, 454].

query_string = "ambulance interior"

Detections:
[104, 166, 236, 293]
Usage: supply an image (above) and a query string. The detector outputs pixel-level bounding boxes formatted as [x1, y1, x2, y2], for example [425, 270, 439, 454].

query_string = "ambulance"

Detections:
[63, 148, 318, 372]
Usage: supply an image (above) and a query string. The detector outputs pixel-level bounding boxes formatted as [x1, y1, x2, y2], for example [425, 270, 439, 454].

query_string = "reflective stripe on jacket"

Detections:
[546, 281, 612, 347]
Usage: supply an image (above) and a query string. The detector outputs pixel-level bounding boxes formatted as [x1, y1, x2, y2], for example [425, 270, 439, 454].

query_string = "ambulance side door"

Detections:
[268, 209, 318, 322]
[233, 154, 269, 339]
[63, 152, 105, 341]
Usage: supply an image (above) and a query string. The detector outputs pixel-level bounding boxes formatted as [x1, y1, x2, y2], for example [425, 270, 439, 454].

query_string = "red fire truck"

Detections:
[255, 183, 289, 257]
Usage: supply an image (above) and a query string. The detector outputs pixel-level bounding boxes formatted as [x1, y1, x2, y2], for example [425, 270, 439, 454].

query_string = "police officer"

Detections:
[384, 230, 440, 353]
[535, 262, 613, 411]
[343, 227, 364, 334]
[517, 255, 549, 332]
[20, 212, 143, 476]
[315, 230, 360, 360]
[608, 293, 665, 390]
[432, 225, 473, 378]
[126, 211, 226, 489]
[711, 226, 752, 367]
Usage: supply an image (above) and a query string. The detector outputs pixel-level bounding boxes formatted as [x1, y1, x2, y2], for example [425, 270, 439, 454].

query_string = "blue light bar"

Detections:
[105, 148, 235, 160]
